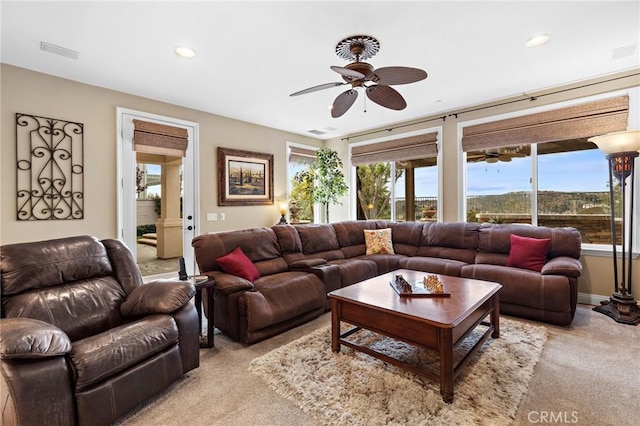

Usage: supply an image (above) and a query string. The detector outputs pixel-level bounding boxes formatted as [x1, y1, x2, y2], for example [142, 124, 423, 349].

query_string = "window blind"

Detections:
[461, 96, 629, 152]
[289, 146, 317, 164]
[133, 119, 189, 157]
[351, 132, 438, 166]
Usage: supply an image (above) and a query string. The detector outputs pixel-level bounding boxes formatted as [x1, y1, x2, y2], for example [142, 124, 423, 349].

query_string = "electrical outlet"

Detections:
[220, 213, 225, 221]
[206, 213, 217, 221]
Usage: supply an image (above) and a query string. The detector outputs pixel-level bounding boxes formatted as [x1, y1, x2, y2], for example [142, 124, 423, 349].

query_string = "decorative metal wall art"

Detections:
[16, 113, 84, 220]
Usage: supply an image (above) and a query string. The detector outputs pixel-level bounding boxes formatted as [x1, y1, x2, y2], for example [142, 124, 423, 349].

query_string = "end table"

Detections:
[189, 275, 216, 348]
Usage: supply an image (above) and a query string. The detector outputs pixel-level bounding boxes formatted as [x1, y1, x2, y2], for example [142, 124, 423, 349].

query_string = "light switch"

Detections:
[220, 213, 226, 221]
[207, 213, 218, 221]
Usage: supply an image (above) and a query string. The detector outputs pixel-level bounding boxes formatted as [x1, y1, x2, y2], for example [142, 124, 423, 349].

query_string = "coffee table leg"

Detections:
[491, 293, 500, 339]
[439, 328, 454, 403]
[331, 298, 340, 352]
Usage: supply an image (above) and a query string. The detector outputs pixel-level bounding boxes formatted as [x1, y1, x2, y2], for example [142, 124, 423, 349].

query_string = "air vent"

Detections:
[307, 129, 327, 136]
[40, 42, 80, 60]
[612, 44, 638, 60]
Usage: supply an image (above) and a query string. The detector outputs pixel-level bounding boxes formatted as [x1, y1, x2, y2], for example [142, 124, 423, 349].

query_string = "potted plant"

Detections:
[309, 147, 349, 223]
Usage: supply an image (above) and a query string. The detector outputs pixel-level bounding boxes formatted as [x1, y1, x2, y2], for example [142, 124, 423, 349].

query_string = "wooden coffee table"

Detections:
[329, 269, 501, 403]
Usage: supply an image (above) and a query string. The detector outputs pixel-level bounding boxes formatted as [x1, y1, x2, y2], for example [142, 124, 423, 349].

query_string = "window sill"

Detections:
[581, 243, 640, 259]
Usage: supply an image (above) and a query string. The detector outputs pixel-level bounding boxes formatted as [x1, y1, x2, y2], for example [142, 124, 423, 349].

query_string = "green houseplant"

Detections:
[307, 147, 348, 223]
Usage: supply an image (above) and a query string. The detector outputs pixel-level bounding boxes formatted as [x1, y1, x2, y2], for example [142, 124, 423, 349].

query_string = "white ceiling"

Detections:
[2, 1, 639, 140]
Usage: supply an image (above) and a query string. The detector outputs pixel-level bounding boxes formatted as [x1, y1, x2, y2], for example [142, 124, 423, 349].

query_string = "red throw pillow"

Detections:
[506, 234, 550, 272]
[216, 247, 260, 281]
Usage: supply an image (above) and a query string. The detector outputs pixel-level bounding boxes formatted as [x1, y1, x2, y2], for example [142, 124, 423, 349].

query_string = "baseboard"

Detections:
[577, 292, 609, 306]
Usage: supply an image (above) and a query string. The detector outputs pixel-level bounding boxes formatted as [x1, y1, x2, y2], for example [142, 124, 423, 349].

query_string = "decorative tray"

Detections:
[390, 274, 451, 298]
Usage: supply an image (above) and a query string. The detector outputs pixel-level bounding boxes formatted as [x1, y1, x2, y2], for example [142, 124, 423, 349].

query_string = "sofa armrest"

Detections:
[209, 271, 254, 295]
[0, 318, 72, 359]
[290, 258, 327, 270]
[121, 280, 196, 317]
[541, 256, 583, 278]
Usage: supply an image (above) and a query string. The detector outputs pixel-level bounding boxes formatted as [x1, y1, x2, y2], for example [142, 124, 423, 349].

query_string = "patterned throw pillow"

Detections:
[364, 228, 395, 255]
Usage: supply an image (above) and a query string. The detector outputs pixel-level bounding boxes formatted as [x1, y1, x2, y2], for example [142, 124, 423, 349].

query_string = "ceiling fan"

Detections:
[467, 146, 531, 163]
[290, 35, 428, 118]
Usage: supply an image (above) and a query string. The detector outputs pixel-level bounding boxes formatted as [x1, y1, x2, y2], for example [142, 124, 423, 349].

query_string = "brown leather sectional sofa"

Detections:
[0, 236, 200, 426]
[192, 220, 583, 344]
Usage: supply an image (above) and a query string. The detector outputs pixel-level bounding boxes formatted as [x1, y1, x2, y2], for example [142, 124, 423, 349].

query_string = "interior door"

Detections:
[117, 108, 199, 276]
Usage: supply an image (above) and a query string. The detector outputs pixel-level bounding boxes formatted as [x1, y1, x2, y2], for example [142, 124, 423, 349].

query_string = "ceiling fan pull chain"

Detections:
[364, 91, 367, 113]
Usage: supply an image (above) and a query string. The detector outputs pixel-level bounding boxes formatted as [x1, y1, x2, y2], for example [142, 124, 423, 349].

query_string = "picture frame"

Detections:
[218, 147, 273, 206]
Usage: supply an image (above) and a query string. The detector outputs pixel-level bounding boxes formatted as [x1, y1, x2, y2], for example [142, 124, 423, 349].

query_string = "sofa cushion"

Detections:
[327, 258, 379, 287]
[71, 315, 179, 391]
[244, 272, 325, 331]
[217, 247, 260, 281]
[460, 264, 572, 313]
[296, 224, 340, 254]
[364, 228, 395, 255]
[295, 224, 345, 261]
[477, 223, 581, 260]
[507, 234, 550, 272]
[0, 235, 113, 296]
[399, 256, 469, 276]
[192, 227, 282, 273]
[332, 221, 377, 258]
[2, 277, 126, 342]
[376, 221, 423, 256]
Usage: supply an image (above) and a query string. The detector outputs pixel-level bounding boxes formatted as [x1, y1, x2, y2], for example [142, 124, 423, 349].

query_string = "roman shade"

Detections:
[133, 119, 189, 157]
[289, 146, 317, 164]
[462, 96, 629, 152]
[351, 132, 438, 166]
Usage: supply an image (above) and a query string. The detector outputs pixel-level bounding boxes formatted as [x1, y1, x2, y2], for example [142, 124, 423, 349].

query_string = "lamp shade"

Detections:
[589, 130, 640, 154]
[278, 200, 289, 215]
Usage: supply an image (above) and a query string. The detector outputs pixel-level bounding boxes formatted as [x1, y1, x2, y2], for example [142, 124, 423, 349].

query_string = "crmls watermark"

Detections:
[527, 411, 579, 424]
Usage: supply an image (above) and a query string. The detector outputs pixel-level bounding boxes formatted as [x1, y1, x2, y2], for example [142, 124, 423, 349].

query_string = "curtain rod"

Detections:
[341, 72, 640, 142]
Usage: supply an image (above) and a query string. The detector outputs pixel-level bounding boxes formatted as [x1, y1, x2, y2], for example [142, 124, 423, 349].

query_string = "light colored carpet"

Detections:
[249, 318, 547, 425]
[118, 306, 640, 426]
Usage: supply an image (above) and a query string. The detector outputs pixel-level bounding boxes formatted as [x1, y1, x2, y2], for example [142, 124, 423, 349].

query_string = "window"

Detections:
[351, 131, 440, 222]
[462, 94, 631, 247]
[466, 145, 532, 223]
[537, 140, 614, 245]
[287, 144, 317, 223]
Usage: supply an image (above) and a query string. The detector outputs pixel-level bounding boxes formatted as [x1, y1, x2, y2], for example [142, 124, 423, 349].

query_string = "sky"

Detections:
[412, 149, 610, 197]
[143, 164, 161, 196]
[143, 148, 612, 199]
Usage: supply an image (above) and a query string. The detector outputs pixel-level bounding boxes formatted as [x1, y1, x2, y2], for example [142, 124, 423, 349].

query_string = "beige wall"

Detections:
[1, 64, 321, 243]
[2, 63, 639, 302]
[326, 69, 640, 302]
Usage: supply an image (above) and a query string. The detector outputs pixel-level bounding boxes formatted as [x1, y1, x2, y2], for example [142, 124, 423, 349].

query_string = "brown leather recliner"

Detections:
[0, 235, 200, 426]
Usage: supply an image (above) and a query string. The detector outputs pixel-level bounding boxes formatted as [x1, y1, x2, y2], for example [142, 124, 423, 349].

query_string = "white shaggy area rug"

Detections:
[249, 318, 547, 426]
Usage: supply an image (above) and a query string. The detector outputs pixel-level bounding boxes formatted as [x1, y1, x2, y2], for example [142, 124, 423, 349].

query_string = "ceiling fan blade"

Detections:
[366, 85, 407, 110]
[331, 89, 358, 118]
[330, 65, 365, 80]
[290, 82, 346, 96]
[373, 66, 428, 85]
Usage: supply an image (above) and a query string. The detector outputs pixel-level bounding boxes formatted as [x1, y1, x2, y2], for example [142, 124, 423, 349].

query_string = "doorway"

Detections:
[117, 108, 199, 278]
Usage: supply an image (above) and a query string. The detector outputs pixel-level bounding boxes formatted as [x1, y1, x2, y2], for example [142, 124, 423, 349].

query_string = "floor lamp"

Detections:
[589, 130, 640, 325]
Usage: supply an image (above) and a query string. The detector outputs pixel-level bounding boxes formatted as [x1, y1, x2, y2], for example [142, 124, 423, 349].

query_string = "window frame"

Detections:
[286, 141, 320, 223]
[348, 126, 443, 222]
[457, 87, 640, 256]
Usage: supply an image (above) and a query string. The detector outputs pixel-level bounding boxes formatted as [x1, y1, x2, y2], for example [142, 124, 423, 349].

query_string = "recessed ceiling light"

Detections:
[526, 34, 550, 47]
[175, 46, 196, 58]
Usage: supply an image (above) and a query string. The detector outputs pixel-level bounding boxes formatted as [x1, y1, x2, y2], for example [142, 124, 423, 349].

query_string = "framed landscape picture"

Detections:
[218, 147, 273, 206]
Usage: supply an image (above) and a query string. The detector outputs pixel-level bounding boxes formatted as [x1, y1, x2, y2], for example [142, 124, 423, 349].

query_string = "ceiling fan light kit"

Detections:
[290, 35, 427, 118]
